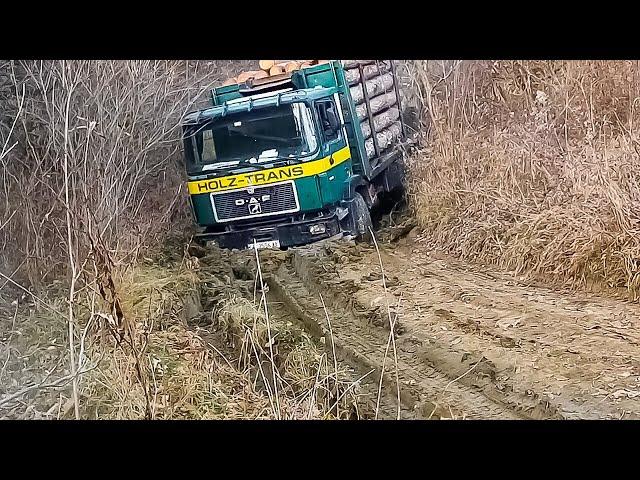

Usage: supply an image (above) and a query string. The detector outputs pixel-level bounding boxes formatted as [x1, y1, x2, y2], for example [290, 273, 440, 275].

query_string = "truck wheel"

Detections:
[352, 192, 373, 242]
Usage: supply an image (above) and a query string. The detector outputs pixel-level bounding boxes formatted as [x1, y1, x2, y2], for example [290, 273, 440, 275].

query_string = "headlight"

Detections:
[309, 224, 326, 235]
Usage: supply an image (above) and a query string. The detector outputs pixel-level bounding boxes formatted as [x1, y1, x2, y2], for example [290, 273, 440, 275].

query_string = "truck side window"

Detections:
[317, 100, 339, 142]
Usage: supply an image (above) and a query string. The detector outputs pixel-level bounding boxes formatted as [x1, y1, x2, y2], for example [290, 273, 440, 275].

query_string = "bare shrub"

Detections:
[0, 60, 252, 287]
[0, 60, 253, 417]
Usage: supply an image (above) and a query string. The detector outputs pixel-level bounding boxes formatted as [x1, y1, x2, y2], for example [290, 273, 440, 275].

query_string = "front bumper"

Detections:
[195, 210, 346, 250]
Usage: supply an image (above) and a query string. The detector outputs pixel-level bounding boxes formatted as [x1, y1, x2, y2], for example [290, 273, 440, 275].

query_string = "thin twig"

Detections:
[369, 227, 401, 420]
[252, 241, 281, 418]
[319, 293, 340, 419]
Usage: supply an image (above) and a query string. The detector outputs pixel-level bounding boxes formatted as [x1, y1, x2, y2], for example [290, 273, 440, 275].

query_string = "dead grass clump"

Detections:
[0, 292, 72, 419]
[80, 260, 276, 420]
[75, 253, 360, 420]
[407, 60, 640, 299]
[83, 324, 271, 420]
[217, 295, 360, 419]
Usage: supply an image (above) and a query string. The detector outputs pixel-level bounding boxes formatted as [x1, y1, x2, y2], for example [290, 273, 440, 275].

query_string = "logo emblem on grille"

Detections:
[248, 197, 261, 214]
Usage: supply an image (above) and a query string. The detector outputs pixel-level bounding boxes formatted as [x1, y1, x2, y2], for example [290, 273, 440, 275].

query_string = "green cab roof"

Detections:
[182, 86, 337, 126]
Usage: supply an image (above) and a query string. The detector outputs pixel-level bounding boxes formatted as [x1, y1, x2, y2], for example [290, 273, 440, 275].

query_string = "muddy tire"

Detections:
[351, 192, 373, 242]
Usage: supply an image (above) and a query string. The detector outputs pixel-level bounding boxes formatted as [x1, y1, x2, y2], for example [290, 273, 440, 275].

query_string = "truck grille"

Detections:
[211, 180, 299, 222]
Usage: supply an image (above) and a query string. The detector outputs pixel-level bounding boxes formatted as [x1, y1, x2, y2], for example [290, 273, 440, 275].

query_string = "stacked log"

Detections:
[365, 122, 402, 159]
[259, 60, 275, 71]
[349, 73, 395, 104]
[360, 108, 400, 139]
[344, 61, 391, 85]
[342, 60, 376, 69]
[355, 91, 397, 121]
[269, 64, 286, 76]
[220, 60, 327, 86]
[343, 60, 402, 159]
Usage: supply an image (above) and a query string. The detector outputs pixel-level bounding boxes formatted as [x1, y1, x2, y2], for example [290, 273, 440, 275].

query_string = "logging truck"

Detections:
[181, 60, 414, 250]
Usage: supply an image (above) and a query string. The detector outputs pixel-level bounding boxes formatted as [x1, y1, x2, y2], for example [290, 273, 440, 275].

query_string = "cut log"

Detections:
[259, 60, 275, 71]
[237, 70, 264, 83]
[365, 121, 403, 159]
[269, 64, 286, 76]
[345, 61, 391, 84]
[252, 70, 269, 80]
[285, 61, 301, 73]
[360, 107, 400, 139]
[221, 77, 237, 86]
[355, 91, 398, 121]
[350, 72, 395, 104]
[343, 60, 376, 69]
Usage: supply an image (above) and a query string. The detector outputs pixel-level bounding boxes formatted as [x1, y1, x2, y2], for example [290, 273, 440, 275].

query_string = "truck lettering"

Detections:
[266, 171, 282, 182]
[199, 179, 219, 192]
[188, 147, 351, 195]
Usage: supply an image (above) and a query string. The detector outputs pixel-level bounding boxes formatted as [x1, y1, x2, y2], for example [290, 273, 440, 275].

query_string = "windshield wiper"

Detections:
[240, 156, 304, 166]
[197, 156, 305, 175]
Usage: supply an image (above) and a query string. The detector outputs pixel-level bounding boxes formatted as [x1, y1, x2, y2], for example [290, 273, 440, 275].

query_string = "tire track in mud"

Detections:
[190, 221, 592, 419]
[302, 226, 640, 420]
[190, 245, 406, 419]
[263, 247, 540, 419]
[264, 276, 415, 419]
[189, 208, 640, 419]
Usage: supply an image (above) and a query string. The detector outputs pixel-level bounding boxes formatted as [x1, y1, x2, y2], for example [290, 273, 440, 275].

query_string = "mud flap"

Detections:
[338, 198, 358, 235]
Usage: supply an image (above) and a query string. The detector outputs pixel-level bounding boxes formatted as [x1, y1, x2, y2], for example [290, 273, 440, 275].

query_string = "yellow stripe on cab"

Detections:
[188, 146, 351, 195]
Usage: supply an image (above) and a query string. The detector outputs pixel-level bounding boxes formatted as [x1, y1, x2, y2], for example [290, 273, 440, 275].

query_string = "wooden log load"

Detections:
[349, 73, 395, 104]
[269, 64, 286, 75]
[259, 60, 275, 71]
[223, 60, 330, 86]
[360, 107, 400, 139]
[285, 61, 301, 73]
[342, 60, 376, 69]
[344, 61, 391, 84]
[355, 91, 397, 121]
[365, 121, 402, 159]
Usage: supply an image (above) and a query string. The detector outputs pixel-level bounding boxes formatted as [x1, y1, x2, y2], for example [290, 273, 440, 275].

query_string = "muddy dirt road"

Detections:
[193, 220, 640, 419]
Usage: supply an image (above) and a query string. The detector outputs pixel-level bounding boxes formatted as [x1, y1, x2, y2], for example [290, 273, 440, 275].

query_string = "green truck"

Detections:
[181, 60, 414, 250]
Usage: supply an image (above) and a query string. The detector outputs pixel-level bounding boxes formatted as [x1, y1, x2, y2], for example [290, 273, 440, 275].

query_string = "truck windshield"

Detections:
[184, 102, 318, 172]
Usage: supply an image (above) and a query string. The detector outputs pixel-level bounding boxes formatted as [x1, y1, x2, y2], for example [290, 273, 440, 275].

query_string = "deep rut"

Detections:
[193, 213, 640, 419]
[263, 248, 538, 419]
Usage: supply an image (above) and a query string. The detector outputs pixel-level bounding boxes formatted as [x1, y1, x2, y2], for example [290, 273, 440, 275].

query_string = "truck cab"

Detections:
[182, 60, 409, 250]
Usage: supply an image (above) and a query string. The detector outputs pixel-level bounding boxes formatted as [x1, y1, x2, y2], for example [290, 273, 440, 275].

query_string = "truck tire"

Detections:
[352, 192, 373, 242]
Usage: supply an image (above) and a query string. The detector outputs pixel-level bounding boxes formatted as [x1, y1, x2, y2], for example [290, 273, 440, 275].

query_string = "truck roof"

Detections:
[182, 86, 336, 126]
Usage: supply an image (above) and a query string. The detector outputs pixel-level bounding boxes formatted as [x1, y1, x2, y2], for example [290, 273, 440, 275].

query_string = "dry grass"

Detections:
[76, 254, 281, 420]
[0, 247, 361, 420]
[407, 60, 640, 299]
[0, 291, 72, 419]
[216, 292, 360, 419]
